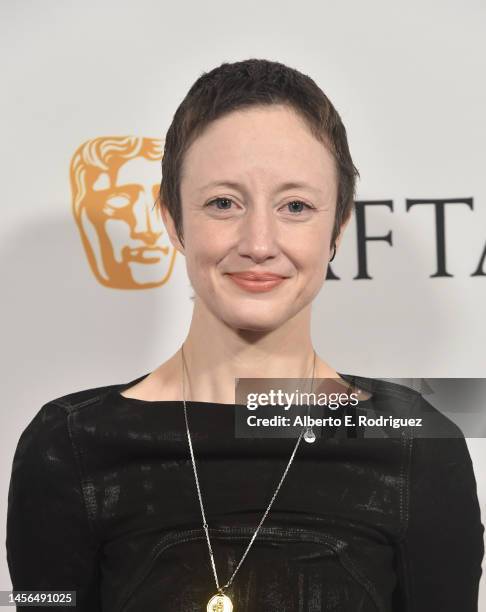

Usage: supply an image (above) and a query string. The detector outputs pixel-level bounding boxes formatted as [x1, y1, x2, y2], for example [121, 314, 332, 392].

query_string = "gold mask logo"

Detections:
[70, 136, 177, 289]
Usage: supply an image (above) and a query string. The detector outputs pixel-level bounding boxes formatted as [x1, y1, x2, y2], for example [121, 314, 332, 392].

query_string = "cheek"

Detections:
[292, 235, 329, 275]
[282, 213, 333, 264]
[184, 232, 225, 289]
[186, 218, 231, 262]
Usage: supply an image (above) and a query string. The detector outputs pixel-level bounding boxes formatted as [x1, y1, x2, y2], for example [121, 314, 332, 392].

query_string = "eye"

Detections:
[105, 194, 132, 209]
[283, 200, 314, 214]
[206, 197, 234, 211]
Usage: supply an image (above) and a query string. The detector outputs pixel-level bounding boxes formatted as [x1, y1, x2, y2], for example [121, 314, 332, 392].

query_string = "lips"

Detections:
[228, 272, 286, 281]
[130, 247, 169, 256]
[226, 271, 287, 293]
[127, 246, 169, 262]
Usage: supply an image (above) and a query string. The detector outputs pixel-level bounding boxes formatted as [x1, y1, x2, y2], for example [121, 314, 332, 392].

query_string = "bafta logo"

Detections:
[70, 136, 177, 289]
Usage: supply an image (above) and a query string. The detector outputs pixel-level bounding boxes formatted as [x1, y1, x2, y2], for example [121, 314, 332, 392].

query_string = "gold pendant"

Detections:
[207, 593, 233, 611]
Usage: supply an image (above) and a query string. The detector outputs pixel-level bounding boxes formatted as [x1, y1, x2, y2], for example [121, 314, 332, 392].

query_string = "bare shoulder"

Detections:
[120, 356, 181, 402]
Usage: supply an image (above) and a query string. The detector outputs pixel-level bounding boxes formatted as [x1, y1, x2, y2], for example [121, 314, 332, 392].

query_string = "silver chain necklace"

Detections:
[180, 344, 316, 612]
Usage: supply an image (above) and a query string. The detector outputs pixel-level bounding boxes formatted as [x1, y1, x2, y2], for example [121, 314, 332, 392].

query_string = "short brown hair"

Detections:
[160, 58, 359, 248]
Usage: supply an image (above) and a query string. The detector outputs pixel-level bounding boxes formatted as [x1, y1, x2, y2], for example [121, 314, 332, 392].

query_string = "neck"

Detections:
[177, 297, 339, 404]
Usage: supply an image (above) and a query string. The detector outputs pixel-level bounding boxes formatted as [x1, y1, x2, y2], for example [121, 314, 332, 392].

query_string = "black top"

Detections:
[6, 372, 484, 611]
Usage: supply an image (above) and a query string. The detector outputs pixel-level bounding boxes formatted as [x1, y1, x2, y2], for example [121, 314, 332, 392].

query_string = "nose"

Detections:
[237, 203, 280, 262]
[131, 190, 162, 244]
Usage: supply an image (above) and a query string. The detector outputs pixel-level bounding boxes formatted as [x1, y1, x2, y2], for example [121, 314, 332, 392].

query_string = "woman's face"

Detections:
[166, 104, 347, 332]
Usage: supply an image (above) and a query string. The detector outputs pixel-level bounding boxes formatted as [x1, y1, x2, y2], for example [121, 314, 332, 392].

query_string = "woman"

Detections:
[6, 59, 484, 611]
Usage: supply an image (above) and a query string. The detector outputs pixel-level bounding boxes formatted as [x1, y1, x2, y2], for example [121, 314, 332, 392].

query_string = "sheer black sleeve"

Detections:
[6, 401, 102, 611]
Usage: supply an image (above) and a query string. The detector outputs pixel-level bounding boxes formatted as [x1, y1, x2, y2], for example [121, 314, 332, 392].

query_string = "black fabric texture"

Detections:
[6, 373, 484, 611]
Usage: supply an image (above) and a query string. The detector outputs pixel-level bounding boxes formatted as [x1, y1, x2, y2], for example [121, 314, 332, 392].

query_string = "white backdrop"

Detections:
[2, 0, 485, 606]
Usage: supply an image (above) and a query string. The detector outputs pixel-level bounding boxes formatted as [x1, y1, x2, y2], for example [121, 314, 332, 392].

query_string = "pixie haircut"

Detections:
[160, 58, 359, 249]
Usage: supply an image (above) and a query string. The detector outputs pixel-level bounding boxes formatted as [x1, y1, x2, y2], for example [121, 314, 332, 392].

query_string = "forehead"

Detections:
[180, 105, 336, 192]
[115, 157, 160, 185]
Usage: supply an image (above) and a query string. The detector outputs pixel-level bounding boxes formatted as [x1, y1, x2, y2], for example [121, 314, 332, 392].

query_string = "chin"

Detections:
[232, 319, 283, 333]
[220, 304, 291, 333]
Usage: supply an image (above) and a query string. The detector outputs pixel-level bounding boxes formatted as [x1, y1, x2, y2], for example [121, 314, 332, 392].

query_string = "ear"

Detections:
[159, 198, 185, 255]
[333, 211, 352, 252]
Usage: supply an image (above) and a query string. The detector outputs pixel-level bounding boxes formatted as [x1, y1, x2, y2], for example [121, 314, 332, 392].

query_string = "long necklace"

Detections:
[180, 344, 317, 612]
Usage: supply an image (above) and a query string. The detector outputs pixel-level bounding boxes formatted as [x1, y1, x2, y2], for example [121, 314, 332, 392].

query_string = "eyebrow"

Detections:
[198, 180, 323, 196]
